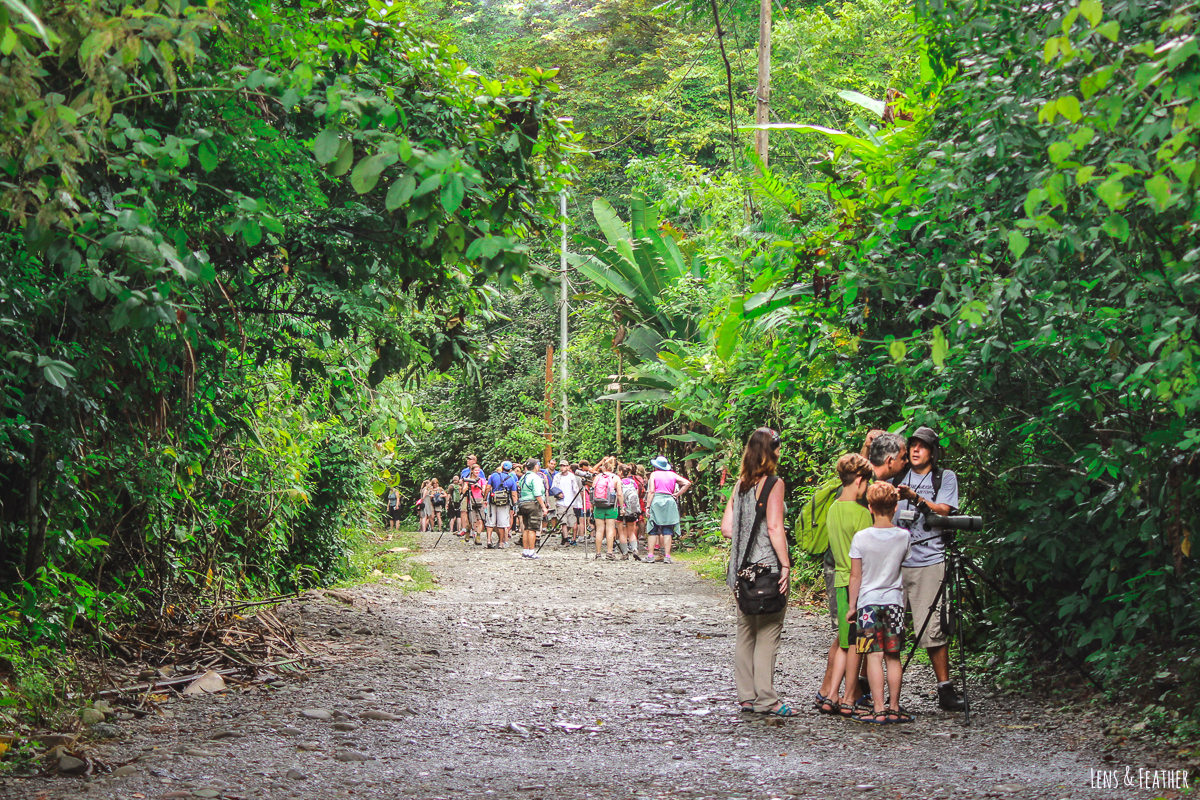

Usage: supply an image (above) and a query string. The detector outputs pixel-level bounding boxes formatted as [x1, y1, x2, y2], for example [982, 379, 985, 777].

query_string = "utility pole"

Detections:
[543, 345, 554, 467]
[560, 192, 568, 434]
[755, 0, 771, 169]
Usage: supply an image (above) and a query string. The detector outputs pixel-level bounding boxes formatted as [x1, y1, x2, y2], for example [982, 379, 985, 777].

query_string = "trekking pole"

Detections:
[535, 481, 588, 554]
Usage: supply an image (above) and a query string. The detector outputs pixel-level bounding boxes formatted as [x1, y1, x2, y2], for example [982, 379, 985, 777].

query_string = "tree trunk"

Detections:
[755, 0, 771, 168]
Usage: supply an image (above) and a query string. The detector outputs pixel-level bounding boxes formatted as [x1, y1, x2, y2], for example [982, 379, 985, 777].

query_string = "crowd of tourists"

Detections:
[723, 425, 966, 725]
[389, 453, 692, 561]
[388, 425, 966, 726]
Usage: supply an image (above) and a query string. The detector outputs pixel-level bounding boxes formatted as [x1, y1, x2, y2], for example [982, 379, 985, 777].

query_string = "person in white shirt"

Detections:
[843, 481, 914, 724]
[550, 460, 581, 546]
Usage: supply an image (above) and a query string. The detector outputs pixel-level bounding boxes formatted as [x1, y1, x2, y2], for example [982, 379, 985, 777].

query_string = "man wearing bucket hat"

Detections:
[642, 455, 692, 563]
[892, 425, 967, 712]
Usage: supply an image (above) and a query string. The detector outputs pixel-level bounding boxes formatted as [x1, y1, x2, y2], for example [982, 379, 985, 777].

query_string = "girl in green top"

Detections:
[816, 453, 874, 716]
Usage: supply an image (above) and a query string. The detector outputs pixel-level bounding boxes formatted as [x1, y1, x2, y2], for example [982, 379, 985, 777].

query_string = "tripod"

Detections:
[903, 529, 971, 723]
[903, 528, 1103, 727]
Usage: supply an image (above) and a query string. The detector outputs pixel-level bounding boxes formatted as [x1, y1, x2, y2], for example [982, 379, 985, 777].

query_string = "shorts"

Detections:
[833, 586, 851, 649]
[554, 507, 577, 527]
[649, 523, 675, 538]
[518, 500, 543, 530]
[855, 604, 905, 654]
[593, 506, 618, 520]
[824, 554, 837, 629]
[465, 501, 482, 523]
[486, 505, 512, 528]
[388, 508, 403, 521]
[903, 561, 948, 648]
[619, 513, 640, 523]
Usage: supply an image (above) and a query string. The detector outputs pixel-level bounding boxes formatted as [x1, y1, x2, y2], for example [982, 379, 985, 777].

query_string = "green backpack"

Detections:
[796, 476, 841, 555]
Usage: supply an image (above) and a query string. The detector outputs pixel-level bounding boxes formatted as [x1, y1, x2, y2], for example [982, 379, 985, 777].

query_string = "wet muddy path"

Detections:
[8, 533, 1181, 800]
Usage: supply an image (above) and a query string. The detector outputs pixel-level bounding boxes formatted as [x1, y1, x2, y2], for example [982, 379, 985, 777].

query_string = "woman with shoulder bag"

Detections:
[721, 427, 799, 717]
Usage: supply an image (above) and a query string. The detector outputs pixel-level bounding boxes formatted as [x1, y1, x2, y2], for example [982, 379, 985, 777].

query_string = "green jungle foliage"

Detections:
[0, 0, 572, 665]
[632, 0, 1199, 717]
[0, 0, 1195, 739]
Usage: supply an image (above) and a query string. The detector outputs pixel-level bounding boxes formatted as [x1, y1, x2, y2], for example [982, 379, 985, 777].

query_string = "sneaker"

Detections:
[663, 555, 673, 563]
[642, 554, 655, 563]
[528, 552, 542, 559]
[937, 683, 966, 712]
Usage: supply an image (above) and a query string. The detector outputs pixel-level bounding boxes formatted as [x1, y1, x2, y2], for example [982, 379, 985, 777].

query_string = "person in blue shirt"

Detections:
[484, 461, 518, 548]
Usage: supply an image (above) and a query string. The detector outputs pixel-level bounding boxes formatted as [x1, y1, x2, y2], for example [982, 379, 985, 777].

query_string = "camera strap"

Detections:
[892, 466, 942, 504]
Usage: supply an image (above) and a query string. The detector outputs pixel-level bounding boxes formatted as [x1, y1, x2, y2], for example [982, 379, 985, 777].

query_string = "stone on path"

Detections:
[80, 708, 106, 725]
[184, 749, 220, 757]
[300, 709, 333, 720]
[360, 710, 403, 721]
[279, 727, 304, 736]
[286, 768, 309, 780]
[334, 749, 375, 762]
[58, 754, 88, 774]
[112, 765, 138, 777]
[182, 670, 226, 696]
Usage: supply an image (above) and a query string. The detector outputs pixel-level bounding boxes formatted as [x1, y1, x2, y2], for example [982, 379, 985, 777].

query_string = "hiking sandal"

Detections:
[767, 703, 802, 718]
[837, 702, 857, 718]
[739, 701, 756, 713]
[813, 693, 837, 714]
[851, 710, 891, 724]
[886, 708, 915, 723]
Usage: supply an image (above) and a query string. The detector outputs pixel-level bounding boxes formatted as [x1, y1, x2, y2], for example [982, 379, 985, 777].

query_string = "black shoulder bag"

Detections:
[734, 476, 788, 616]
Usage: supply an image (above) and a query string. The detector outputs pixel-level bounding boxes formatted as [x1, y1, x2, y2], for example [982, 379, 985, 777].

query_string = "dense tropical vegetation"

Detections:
[1, 0, 1196, 746]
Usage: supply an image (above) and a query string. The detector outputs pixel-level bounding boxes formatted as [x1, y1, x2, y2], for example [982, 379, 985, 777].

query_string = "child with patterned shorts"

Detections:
[843, 481, 913, 723]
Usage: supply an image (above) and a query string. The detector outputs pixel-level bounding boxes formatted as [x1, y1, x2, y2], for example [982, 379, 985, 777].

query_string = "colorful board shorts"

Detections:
[855, 604, 905, 654]
[593, 506, 618, 520]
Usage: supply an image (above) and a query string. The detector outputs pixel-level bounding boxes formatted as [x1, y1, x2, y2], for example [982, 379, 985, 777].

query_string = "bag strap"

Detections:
[739, 476, 779, 571]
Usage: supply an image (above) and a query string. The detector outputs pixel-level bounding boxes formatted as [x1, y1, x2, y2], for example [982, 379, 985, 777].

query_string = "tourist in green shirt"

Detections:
[816, 453, 873, 716]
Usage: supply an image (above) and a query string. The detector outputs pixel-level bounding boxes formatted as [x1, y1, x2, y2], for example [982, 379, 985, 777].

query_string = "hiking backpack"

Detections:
[620, 479, 640, 513]
[593, 474, 618, 509]
[795, 476, 841, 555]
[489, 474, 511, 506]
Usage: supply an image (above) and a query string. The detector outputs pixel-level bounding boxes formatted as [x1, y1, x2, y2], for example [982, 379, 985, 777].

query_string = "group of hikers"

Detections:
[387, 424, 966, 725]
[723, 425, 967, 725]
[388, 454, 692, 561]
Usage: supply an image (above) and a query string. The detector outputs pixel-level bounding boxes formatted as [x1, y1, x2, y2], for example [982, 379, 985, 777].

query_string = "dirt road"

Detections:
[7, 533, 1183, 800]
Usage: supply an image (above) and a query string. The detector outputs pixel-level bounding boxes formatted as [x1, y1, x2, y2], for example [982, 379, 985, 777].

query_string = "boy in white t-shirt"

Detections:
[844, 481, 913, 724]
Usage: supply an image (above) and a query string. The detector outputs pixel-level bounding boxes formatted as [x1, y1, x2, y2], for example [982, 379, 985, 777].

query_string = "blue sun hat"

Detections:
[501, 461, 513, 471]
[651, 455, 671, 471]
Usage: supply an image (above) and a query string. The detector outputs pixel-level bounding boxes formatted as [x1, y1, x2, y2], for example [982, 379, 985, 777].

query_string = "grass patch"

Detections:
[673, 543, 730, 584]
[342, 526, 436, 593]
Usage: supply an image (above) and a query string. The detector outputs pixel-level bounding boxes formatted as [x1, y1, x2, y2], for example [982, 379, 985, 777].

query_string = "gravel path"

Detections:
[6, 532, 1187, 800]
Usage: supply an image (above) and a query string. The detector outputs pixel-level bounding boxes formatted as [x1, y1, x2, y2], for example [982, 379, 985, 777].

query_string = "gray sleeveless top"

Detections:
[726, 479, 780, 590]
